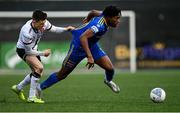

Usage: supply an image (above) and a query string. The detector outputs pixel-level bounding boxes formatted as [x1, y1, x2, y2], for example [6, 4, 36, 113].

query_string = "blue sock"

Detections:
[105, 69, 114, 82]
[40, 72, 59, 90]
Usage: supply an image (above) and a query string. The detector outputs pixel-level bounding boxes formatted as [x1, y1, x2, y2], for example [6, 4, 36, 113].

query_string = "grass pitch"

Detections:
[0, 70, 180, 112]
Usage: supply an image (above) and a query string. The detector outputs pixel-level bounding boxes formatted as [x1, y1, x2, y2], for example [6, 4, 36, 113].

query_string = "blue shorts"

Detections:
[63, 43, 106, 68]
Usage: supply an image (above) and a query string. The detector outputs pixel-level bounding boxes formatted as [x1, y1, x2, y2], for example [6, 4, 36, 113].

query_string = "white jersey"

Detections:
[17, 19, 67, 56]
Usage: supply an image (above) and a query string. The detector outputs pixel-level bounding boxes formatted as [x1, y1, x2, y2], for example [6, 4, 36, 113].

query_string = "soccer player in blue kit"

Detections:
[38, 6, 121, 99]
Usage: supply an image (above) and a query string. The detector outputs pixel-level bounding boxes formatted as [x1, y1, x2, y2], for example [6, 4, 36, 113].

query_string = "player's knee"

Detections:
[35, 65, 44, 74]
[61, 75, 68, 80]
[105, 63, 114, 71]
[56, 71, 68, 80]
[57, 74, 68, 80]
[33, 72, 41, 78]
[59, 73, 68, 80]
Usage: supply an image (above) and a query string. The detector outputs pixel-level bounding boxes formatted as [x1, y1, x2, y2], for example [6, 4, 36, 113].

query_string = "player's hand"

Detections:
[44, 49, 51, 57]
[86, 56, 94, 69]
[66, 26, 75, 31]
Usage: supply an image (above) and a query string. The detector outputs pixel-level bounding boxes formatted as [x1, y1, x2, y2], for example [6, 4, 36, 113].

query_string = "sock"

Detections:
[40, 72, 59, 90]
[105, 69, 114, 82]
[37, 83, 41, 91]
[17, 74, 31, 90]
[29, 74, 40, 98]
[36, 83, 42, 98]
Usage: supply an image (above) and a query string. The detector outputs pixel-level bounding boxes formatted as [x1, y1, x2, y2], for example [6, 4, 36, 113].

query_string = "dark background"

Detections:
[0, 0, 180, 47]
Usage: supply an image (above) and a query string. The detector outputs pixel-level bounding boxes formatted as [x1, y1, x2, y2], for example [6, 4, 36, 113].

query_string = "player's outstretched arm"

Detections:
[22, 32, 49, 56]
[65, 26, 75, 31]
[83, 10, 101, 23]
[49, 25, 75, 33]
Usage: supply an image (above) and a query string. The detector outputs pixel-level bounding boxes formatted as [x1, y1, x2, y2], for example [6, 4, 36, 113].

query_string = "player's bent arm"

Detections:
[26, 50, 44, 56]
[83, 10, 101, 23]
[24, 44, 44, 56]
[80, 29, 94, 58]
[21, 32, 44, 56]
[26, 49, 51, 57]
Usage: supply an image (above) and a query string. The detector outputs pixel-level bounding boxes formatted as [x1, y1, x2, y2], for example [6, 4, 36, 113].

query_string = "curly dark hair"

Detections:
[103, 5, 121, 17]
[32, 9, 47, 21]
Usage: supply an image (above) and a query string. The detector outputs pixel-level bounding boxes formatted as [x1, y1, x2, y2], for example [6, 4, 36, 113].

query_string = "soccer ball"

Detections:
[150, 88, 166, 103]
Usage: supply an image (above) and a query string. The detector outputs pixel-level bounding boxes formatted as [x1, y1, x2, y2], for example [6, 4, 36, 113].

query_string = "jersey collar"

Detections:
[100, 14, 108, 27]
[102, 17, 108, 27]
[31, 22, 39, 33]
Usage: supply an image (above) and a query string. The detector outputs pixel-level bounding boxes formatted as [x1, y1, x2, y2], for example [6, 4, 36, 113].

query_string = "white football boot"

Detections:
[104, 80, 120, 93]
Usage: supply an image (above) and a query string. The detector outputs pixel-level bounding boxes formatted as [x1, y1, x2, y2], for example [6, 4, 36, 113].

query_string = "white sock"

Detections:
[29, 76, 40, 98]
[17, 74, 31, 90]
[36, 83, 42, 98]
[37, 83, 42, 91]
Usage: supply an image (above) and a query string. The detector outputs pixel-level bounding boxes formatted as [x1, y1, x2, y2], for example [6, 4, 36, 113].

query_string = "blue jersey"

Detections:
[62, 14, 108, 68]
[71, 14, 108, 48]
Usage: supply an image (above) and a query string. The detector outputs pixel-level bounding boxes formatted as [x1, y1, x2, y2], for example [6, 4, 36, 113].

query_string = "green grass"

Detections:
[0, 70, 180, 112]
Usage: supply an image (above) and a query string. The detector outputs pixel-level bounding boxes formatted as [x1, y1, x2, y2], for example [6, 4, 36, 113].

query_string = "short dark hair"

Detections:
[103, 5, 121, 17]
[32, 9, 47, 21]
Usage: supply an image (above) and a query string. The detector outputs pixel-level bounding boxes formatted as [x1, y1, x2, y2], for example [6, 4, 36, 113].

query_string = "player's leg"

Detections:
[37, 60, 80, 101]
[25, 55, 44, 103]
[92, 45, 120, 93]
[14, 48, 32, 90]
[11, 48, 29, 101]
[40, 45, 85, 91]
[40, 63, 77, 90]
[95, 56, 114, 81]
[95, 56, 120, 93]
[16, 74, 31, 90]
[11, 73, 32, 101]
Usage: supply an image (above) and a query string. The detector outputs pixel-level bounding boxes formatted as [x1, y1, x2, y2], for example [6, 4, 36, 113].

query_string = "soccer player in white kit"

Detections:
[11, 10, 74, 103]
